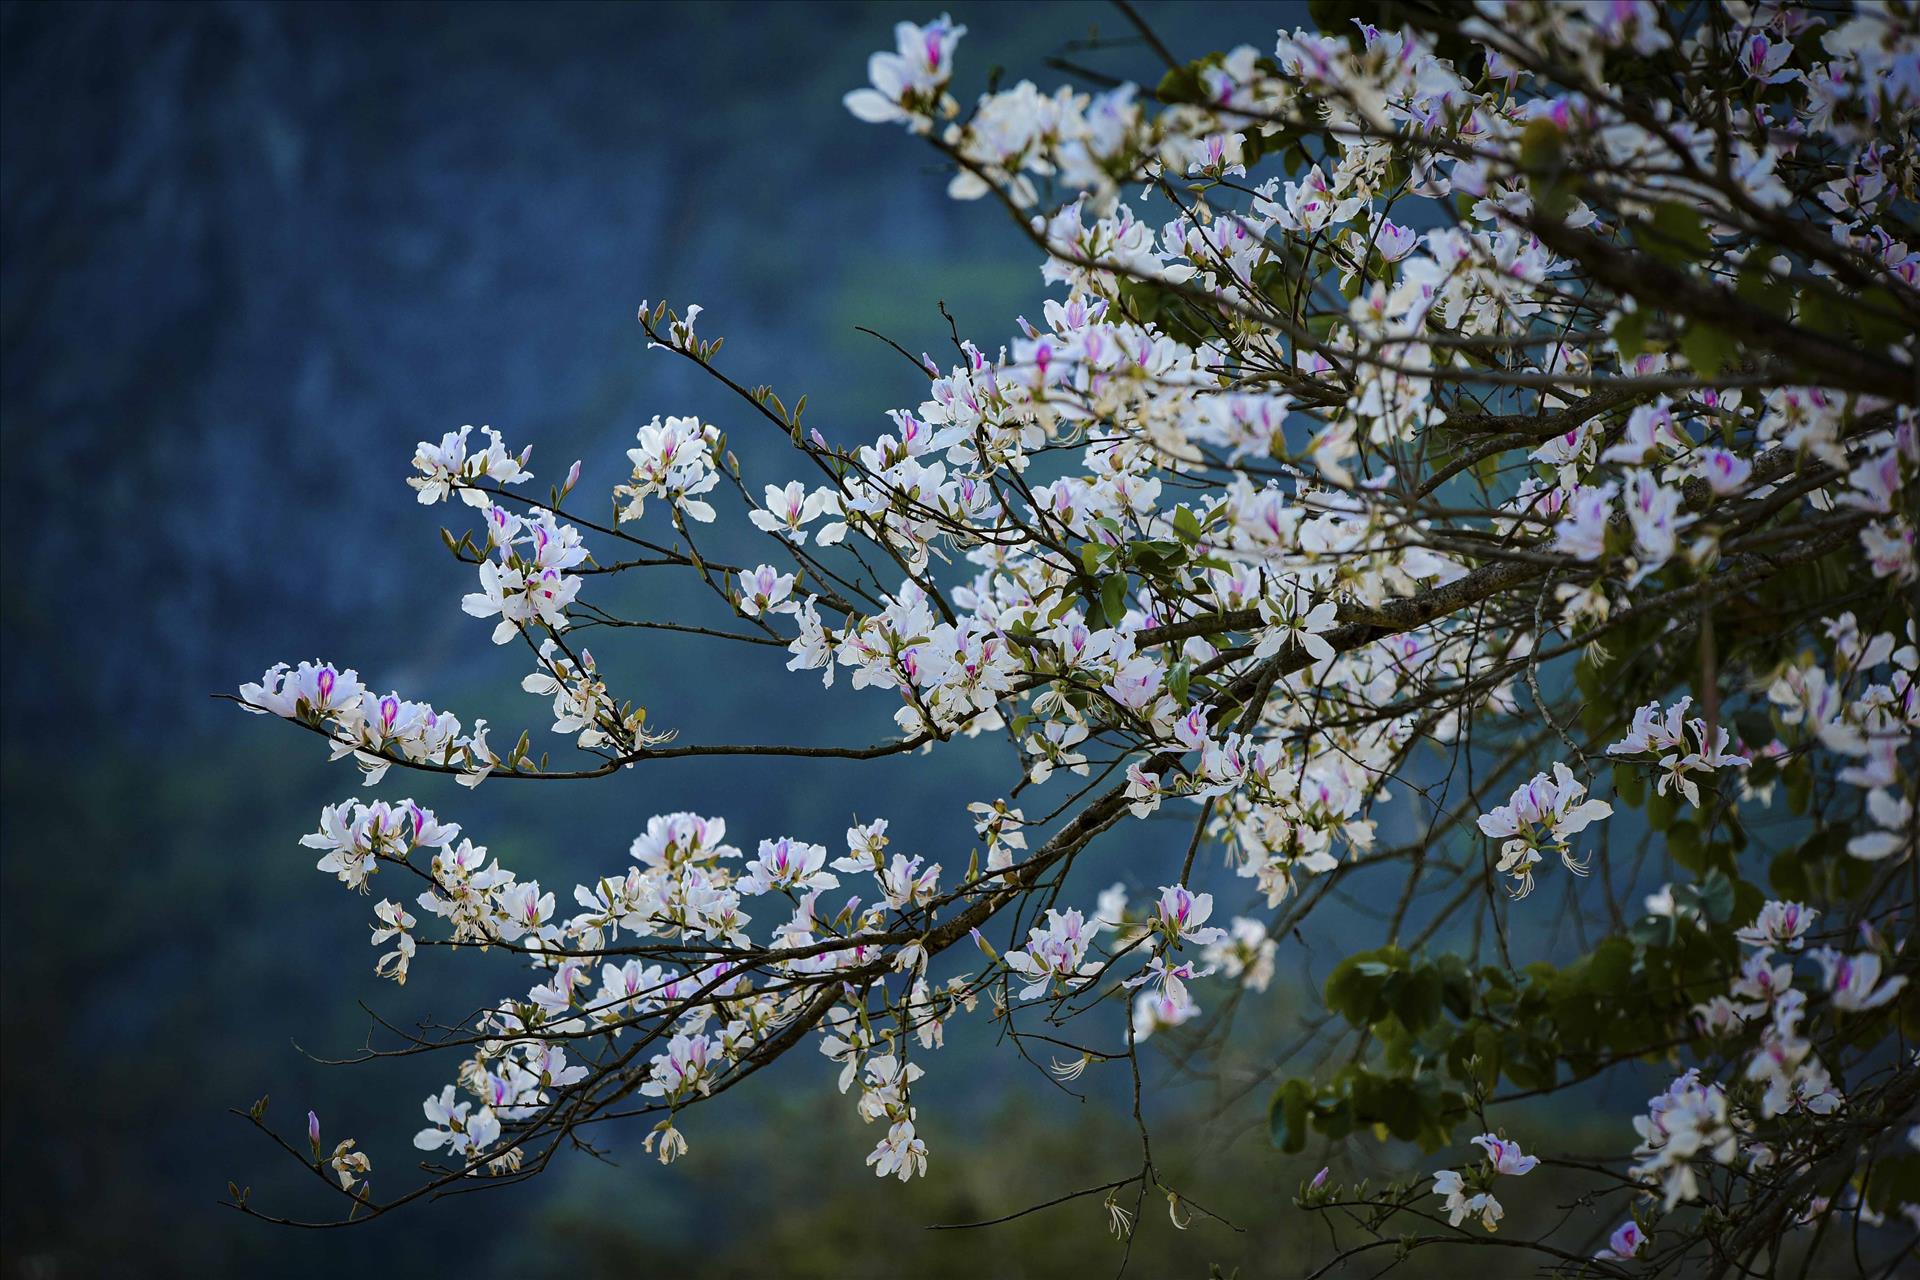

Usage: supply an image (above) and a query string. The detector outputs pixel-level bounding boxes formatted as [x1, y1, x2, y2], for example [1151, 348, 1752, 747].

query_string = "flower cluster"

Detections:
[240, 661, 499, 787]
[1432, 1133, 1539, 1232]
[409, 424, 533, 507]
[1475, 763, 1613, 897]
[617, 413, 723, 526]
[1630, 894, 1912, 1212]
[1766, 615, 1919, 861]
[229, 3, 1919, 1260]
[461, 509, 589, 643]
[1607, 696, 1750, 807]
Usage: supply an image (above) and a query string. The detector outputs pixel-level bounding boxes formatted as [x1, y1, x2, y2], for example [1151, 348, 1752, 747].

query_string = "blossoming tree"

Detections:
[229, 3, 1918, 1273]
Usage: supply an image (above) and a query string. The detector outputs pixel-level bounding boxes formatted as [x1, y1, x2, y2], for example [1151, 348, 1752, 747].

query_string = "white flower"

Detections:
[1600, 399, 1688, 464]
[1433, 1169, 1503, 1231]
[1735, 901, 1817, 951]
[1608, 697, 1692, 756]
[618, 415, 721, 525]
[1147, 884, 1227, 948]
[1609, 699, 1746, 808]
[326, 1139, 371, 1191]
[1204, 916, 1276, 992]
[844, 15, 965, 126]
[738, 837, 839, 896]
[1476, 763, 1612, 893]
[1555, 482, 1616, 561]
[1256, 586, 1340, 663]
[1470, 1133, 1540, 1176]
[1811, 949, 1908, 1011]
[239, 660, 367, 719]
[1596, 1221, 1648, 1260]
[640, 1033, 717, 1101]
[835, 818, 893, 874]
[495, 881, 555, 943]
[370, 899, 417, 983]
[1697, 447, 1753, 496]
[463, 559, 531, 644]
[876, 854, 941, 910]
[1024, 719, 1089, 784]
[1005, 908, 1099, 999]
[1630, 1070, 1737, 1209]
[644, 1120, 689, 1165]
[408, 425, 532, 506]
[1847, 789, 1915, 861]
[786, 597, 837, 686]
[413, 1086, 498, 1161]
[1622, 470, 1695, 586]
[749, 481, 834, 542]
[738, 564, 797, 617]
[1133, 985, 1199, 1039]
[866, 1118, 929, 1181]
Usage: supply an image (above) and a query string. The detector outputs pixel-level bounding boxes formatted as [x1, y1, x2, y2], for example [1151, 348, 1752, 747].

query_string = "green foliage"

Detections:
[1679, 319, 1738, 379]
[1640, 201, 1711, 267]
[1272, 861, 1770, 1157]
[1114, 275, 1214, 347]
[1768, 824, 1880, 902]
[1611, 306, 1652, 358]
[1863, 1155, 1920, 1219]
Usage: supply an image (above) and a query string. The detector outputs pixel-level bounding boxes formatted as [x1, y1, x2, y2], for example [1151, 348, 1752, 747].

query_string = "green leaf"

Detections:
[1099, 573, 1128, 626]
[1252, 260, 1293, 307]
[1735, 263, 1792, 318]
[1376, 1079, 1426, 1143]
[1471, 1023, 1502, 1091]
[1270, 1079, 1312, 1153]
[1518, 117, 1565, 176]
[1128, 538, 1186, 572]
[1519, 120, 1574, 222]
[1642, 202, 1709, 266]
[1611, 308, 1651, 358]
[1392, 966, 1444, 1034]
[1471, 451, 1501, 489]
[1155, 63, 1206, 105]
[1863, 1155, 1920, 1216]
[1169, 659, 1192, 708]
[1697, 869, 1736, 924]
[1852, 285, 1909, 346]
[1436, 954, 1474, 1019]
[1679, 320, 1737, 379]
[1733, 710, 1774, 750]
[1669, 821, 1705, 874]
[1612, 763, 1646, 808]
[1588, 937, 1635, 997]
[1503, 1036, 1557, 1090]
[1646, 788, 1677, 832]
[1325, 951, 1395, 1026]
[1314, 1095, 1354, 1141]
[1785, 759, 1813, 815]
[1797, 288, 1849, 342]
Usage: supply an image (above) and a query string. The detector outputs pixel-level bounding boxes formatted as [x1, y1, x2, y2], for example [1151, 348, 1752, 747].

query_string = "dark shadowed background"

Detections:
[3, 4, 1627, 1277]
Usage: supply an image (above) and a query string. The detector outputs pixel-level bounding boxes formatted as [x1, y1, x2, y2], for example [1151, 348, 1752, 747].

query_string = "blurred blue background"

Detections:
[10, 4, 1668, 1278]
